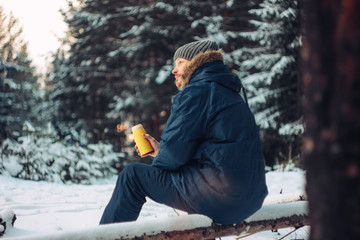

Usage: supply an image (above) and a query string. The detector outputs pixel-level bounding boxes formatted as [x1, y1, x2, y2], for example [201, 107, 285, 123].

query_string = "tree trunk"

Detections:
[302, 0, 360, 240]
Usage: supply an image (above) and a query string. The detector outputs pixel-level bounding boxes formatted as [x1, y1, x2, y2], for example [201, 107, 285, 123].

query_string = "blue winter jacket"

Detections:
[152, 51, 268, 224]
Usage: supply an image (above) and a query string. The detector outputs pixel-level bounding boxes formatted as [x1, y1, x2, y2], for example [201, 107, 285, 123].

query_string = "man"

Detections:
[100, 40, 268, 225]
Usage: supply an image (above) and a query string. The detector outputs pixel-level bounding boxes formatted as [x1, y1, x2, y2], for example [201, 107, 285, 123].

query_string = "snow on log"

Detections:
[262, 191, 306, 205]
[12, 201, 308, 240]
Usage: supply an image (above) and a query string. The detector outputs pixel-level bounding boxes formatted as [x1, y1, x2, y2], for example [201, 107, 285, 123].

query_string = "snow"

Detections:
[247, 201, 306, 222]
[155, 64, 173, 84]
[0, 168, 309, 240]
[2, 157, 22, 176]
[279, 119, 304, 135]
[226, 0, 234, 7]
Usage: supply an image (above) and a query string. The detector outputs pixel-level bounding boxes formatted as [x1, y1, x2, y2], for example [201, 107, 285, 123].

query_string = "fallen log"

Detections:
[13, 201, 308, 240]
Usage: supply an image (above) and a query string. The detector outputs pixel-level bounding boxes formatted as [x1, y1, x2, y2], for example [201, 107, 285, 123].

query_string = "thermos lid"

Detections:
[131, 124, 143, 132]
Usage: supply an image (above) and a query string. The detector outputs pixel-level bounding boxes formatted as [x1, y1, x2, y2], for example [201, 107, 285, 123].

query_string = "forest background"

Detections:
[0, 0, 302, 184]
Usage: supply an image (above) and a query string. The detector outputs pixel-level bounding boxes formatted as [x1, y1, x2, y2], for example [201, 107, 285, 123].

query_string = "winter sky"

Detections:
[0, 0, 67, 73]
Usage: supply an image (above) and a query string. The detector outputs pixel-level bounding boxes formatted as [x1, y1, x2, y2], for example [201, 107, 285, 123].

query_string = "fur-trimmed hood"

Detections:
[180, 50, 224, 89]
[180, 50, 242, 94]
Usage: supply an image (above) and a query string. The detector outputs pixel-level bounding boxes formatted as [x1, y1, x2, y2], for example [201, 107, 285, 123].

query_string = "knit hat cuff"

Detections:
[173, 40, 219, 62]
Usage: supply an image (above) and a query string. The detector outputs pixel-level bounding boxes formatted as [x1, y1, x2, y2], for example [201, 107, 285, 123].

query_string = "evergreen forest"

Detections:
[1, 0, 302, 183]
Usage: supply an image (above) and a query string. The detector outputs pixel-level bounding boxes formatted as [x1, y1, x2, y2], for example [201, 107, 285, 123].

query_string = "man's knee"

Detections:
[118, 163, 135, 178]
[117, 163, 143, 183]
[122, 163, 137, 174]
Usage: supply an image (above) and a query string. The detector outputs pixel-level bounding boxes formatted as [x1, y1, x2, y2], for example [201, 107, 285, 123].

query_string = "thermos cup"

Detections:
[131, 124, 154, 157]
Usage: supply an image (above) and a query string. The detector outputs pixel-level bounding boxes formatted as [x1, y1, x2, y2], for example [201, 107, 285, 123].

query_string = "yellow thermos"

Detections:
[131, 124, 154, 157]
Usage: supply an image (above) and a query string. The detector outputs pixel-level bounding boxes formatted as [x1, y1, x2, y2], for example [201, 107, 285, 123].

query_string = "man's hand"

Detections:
[135, 133, 160, 158]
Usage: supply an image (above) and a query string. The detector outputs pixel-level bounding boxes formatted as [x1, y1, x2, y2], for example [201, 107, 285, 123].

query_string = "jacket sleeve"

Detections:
[152, 87, 206, 171]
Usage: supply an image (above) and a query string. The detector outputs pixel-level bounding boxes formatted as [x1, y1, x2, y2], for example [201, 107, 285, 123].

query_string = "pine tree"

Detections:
[5, 45, 41, 137]
[233, 0, 302, 165]
[48, 0, 152, 163]
[0, 6, 40, 142]
[0, 58, 12, 141]
[48, 0, 121, 145]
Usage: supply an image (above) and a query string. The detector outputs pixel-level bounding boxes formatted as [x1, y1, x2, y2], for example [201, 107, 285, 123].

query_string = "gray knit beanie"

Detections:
[173, 40, 219, 62]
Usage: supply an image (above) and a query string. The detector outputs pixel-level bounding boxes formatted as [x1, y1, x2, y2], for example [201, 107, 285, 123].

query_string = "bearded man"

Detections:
[100, 40, 268, 225]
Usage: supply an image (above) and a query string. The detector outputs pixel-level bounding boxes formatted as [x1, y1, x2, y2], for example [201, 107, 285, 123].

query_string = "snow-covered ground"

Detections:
[0, 168, 309, 240]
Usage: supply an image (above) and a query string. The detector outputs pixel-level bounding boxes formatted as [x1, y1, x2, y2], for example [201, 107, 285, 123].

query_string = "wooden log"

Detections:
[147, 212, 308, 240]
[123, 201, 309, 240]
[17, 201, 308, 240]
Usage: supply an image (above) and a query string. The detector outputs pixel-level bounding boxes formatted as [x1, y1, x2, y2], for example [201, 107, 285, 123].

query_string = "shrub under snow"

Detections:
[0, 136, 123, 184]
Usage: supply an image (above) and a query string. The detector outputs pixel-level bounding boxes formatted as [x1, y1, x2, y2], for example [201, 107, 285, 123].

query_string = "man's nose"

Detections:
[172, 67, 177, 74]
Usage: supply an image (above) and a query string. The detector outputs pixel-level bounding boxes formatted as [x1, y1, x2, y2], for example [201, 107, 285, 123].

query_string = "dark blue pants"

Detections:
[99, 163, 195, 224]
